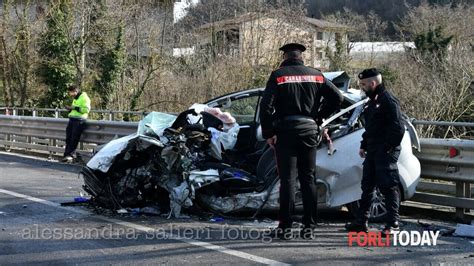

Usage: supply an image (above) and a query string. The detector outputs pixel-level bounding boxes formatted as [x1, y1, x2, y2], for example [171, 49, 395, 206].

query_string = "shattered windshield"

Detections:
[137, 112, 177, 136]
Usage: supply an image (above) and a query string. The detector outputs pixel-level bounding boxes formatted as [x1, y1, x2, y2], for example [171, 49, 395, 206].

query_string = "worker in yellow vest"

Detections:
[62, 85, 91, 163]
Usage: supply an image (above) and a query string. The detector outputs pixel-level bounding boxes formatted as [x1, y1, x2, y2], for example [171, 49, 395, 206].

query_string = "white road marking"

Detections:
[0, 188, 289, 265]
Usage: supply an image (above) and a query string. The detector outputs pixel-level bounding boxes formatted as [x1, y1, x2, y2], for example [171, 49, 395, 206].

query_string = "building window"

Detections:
[315, 50, 324, 59]
[316, 31, 324, 40]
[215, 28, 240, 56]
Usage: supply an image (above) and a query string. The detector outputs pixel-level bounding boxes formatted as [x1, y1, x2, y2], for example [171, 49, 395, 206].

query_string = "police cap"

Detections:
[279, 43, 306, 53]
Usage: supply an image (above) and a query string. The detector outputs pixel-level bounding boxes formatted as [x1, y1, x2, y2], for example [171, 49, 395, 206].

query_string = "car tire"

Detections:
[346, 186, 401, 222]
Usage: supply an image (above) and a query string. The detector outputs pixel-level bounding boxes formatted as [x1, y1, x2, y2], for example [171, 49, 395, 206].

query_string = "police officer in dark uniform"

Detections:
[345, 68, 405, 235]
[260, 43, 343, 240]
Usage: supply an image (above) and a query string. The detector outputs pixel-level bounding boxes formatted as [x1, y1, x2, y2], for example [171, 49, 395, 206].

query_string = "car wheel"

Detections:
[347, 186, 401, 222]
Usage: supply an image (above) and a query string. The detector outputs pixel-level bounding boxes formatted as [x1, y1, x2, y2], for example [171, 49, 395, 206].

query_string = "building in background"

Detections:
[194, 11, 351, 69]
[349, 42, 415, 66]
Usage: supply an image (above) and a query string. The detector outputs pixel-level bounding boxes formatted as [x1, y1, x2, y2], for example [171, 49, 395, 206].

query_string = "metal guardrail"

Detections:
[411, 138, 474, 220]
[0, 106, 149, 121]
[0, 114, 472, 219]
[0, 106, 254, 124]
[411, 119, 474, 127]
[0, 115, 137, 158]
[409, 119, 473, 220]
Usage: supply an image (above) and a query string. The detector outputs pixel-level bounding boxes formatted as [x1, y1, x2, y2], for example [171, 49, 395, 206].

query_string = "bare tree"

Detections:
[388, 3, 474, 138]
[0, 0, 44, 107]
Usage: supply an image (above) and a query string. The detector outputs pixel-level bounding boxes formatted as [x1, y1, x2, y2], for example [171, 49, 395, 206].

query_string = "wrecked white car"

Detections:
[81, 72, 421, 221]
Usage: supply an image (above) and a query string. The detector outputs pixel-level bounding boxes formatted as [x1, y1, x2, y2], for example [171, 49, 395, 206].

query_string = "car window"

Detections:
[320, 99, 367, 140]
[322, 99, 367, 128]
[220, 95, 260, 124]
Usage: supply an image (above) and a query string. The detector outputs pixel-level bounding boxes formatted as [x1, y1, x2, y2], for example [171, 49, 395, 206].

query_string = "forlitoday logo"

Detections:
[348, 231, 440, 247]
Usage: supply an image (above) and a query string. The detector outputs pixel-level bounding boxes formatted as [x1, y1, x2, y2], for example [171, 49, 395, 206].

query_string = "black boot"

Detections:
[381, 221, 400, 237]
[345, 220, 369, 232]
[61, 155, 73, 163]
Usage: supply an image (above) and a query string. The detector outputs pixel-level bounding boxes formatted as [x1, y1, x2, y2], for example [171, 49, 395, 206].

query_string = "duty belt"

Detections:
[282, 115, 315, 123]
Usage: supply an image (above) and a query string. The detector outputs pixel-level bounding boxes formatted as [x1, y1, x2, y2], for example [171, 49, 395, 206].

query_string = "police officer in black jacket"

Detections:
[260, 43, 343, 240]
[345, 68, 405, 235]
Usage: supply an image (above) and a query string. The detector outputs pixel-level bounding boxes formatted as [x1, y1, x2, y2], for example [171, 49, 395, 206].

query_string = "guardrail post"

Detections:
[27, 108, 37, 147]
[108, 111, 113, 121]
[48, 138, 54, 160]
[26, 135, 32, 150]
[12, 108, 17, 116]
[465, 182, 472, 214]
[55, 108, 59, 118]
[5, 131, 11, 152]
[455, 181, 466, 220]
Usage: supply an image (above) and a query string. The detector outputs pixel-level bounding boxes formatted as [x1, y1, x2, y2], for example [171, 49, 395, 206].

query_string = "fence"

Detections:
[0, 114, 473, 220]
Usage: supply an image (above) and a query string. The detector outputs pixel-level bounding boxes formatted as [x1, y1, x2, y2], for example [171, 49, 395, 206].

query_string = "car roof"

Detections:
[205, 87, 362, 105]
[205, 72, 362, 105]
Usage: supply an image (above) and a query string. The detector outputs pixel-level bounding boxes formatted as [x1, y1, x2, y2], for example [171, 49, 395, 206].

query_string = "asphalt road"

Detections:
[1, 152, 473, 265]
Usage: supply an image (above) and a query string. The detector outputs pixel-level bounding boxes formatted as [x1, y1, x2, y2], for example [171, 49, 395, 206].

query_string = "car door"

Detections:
[205, 89, 262, 152]
[315, 99, 368, 207]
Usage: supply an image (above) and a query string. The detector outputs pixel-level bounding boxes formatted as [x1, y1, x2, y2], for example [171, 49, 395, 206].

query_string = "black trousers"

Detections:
[64, 118, 86, 157]
[357, 146, 401, 223]
[275, 133, 318, 228]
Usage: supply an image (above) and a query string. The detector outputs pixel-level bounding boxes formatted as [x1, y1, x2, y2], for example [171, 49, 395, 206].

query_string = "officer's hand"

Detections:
[267, 136, 277, 147]
[359, 149, 366, 158]
[64, 105, 72, 111]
